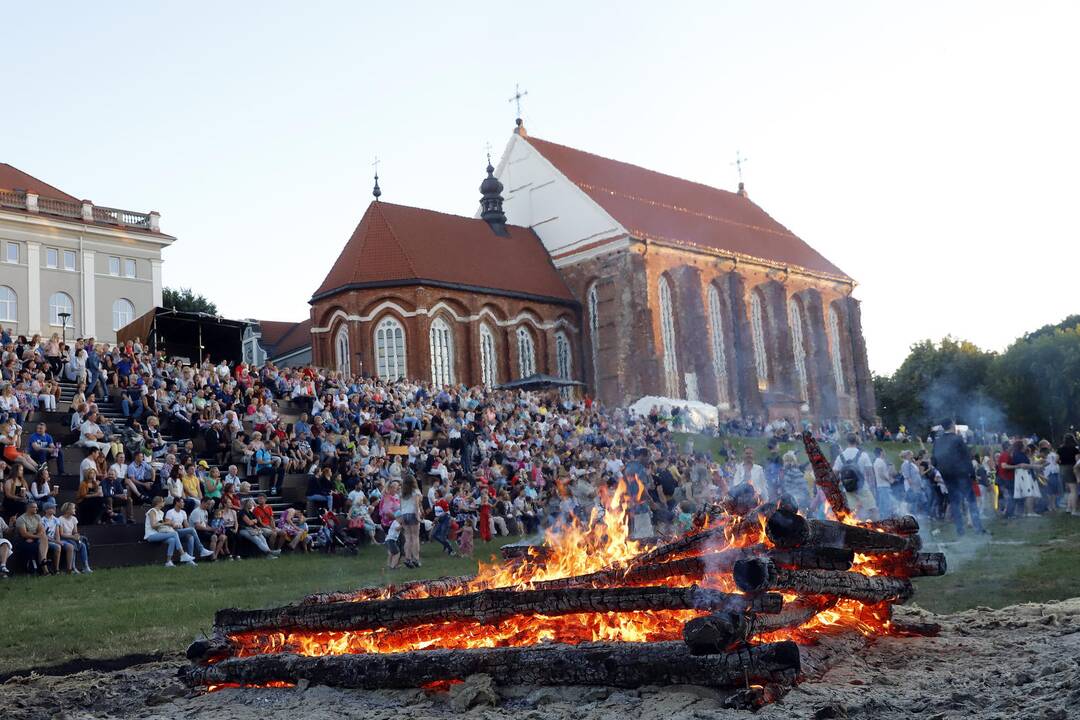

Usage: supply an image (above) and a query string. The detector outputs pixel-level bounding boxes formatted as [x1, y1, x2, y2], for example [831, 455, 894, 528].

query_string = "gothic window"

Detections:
[788, 299, 809, 400]
[555, 331, 572, 380]
[479, 323, 497, 386]
[658, 275, 678, 396]
[374, 317, 407, 381]
[429, 317, 455, 386]
[334, 325, 351, 377]
[587, 283, 600, 388]
[829, 306, 846, 394]
[516, 326, 536, 378]
[749, 291, 769, 391]
[707, 284, 728, 405]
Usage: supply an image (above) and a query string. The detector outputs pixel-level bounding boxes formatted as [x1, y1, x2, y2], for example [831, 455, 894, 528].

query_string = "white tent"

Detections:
[629, 395, 719, 433]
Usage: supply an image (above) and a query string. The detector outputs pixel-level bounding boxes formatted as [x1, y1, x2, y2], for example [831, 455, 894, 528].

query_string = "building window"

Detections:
[0, 286, 16, 322]
[657, 275, 678, 397]
[374, 317, 407, 381]
[124, 258, 136, 278]
[5, 243, 18, 264]
[429, 317, 454, 386]
[789, 299, 808, 400]
[749, 291, 769, 391]
[707, 284, 729, 405]
[479, 323, 497, 386]
[587, 283, 600, 389]
[49, 292, 74, 327]
[112, 298, 135, 331]
[516, 326, 536, 378]
[829, 306, 846, 394]
[109, 257, 121, 276]
[45, 248, 58, 268]
[334, 325, 351, 377]
[62, 250, 76, 271]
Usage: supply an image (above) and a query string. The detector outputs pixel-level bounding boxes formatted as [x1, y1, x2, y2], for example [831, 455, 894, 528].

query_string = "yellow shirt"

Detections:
[181, 473, 202, 499]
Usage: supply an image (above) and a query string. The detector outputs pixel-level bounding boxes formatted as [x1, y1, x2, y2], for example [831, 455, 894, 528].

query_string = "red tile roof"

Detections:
[312, 201, 575, 303]
[257, 318, 312, 358]
[524, 136, 850, 280]
[0, 163, 77, 201]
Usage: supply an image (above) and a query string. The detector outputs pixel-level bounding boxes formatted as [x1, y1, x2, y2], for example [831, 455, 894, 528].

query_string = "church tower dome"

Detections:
[479, 156, 508, 236]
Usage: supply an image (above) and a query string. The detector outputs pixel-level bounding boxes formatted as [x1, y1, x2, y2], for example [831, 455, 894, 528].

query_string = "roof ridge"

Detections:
[0, 162, 77, 201]
[371, 202, 420, 278]
[375, 199, 532, 232]
[525, 136, 741, 200]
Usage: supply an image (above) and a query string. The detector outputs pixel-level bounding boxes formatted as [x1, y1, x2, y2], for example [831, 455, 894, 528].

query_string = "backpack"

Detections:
[837, 449, 866, 492]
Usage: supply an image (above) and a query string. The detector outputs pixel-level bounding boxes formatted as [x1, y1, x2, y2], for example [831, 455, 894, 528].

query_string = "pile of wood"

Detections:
[182, 433, 945, 707]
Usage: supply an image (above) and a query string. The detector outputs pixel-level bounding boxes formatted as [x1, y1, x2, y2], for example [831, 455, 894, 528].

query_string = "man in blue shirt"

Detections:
[28, 423, 64, 475]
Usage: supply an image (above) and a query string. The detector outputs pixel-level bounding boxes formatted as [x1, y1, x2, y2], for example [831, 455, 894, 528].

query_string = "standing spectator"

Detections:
[399, 474, 422, 568]
[832, 433, 878, 521]
[778, 451, 812, 512]
[384, 510, 403, 569]
[872, 447, 895, 517]
[1004, 440, 1042, 518]
[931, 420, 985, 535]
[995, 441, 1016, 518]
[1059, 434, 1079, 516]
[732, 447, 767, 499]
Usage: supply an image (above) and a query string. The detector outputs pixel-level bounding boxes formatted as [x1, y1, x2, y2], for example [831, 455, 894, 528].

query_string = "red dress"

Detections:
[478, 493, 492, 542]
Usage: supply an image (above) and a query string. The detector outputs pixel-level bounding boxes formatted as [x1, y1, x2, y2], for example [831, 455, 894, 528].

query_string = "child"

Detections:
[384, 511, 403, 569]
[674, 500, 695, 534]
[210, 507, 236, 560]
[456, 517, 475, 558]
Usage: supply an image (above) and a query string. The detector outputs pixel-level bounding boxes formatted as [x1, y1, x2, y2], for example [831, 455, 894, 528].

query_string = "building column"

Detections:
[151, 259, 163, 308]
[26, 241, 41, 335]
[82, 250, 96, 338]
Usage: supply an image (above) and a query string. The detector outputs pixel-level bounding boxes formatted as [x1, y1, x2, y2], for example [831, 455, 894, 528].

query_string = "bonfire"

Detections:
[183, 433, 945, 709]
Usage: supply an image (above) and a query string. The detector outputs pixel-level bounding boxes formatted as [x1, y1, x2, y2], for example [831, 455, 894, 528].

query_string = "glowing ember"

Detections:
[206, 681, 296, 692]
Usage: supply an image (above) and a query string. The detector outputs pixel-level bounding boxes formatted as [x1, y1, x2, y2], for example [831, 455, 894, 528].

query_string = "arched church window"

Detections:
[429, 317, 454, 386]
[374, 317, 406, 381]
[516, 326, 536, 378]
[587, 284, 600, 388]
[334, 325, 351, 377]
[789, 299, 809, 400]
[750, 291, 769, 391]
[479, 323, 497, 386]
[658, 276, 678, 396]
[829, 306, 846, 394]
[707, 284, 729, 405]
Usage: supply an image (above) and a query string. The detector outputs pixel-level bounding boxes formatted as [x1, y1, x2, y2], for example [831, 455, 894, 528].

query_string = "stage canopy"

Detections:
[116, 307, 248, 365]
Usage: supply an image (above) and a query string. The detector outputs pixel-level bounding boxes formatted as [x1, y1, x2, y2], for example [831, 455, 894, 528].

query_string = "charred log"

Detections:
[682, 611, 753, 654]
[891, 619, 942, 637]
[766, 508, 921, 555]
[732, 558, 914, 604]
[753, 596, 839, 633]
[801, 432, 851, 519]
[214, 585, 780, 637]
[862, 515, 920, 536]
[876, 552, 947, 578]
[767, 546, 854, 571]
[184, 640, 802, 690]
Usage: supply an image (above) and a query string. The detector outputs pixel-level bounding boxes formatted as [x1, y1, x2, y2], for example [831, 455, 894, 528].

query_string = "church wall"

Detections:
[310, 285, 579, 387]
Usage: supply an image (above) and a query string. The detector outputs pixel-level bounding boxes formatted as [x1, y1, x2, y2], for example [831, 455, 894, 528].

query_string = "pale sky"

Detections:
[2, 2, 1077, 374]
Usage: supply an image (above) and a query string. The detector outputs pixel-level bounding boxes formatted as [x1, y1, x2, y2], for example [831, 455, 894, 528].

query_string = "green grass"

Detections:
[672, 431, 924, 468]
[0, 540, 515, 675]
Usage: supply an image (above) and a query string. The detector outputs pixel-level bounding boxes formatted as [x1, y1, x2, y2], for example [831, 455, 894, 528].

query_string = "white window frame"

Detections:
[0, 286, 17, 322]
[124, 258, 136, 278]
[707, 284, 729, 405]
[5, 242, 18, 264]
[45, 248, 58, 268]
[429, 317, 455, 386]
[788, 299, 809, 400]
[374, 316, 407, 381]
[587, 283, 600, 389]
[658, 275, 679, 397]
[829, 306, 846, 394]
[479, 323, 497, 386]
[49, 292, 74, 328]
[112, 298, 135, 332]
[334, 325, 351, 377]
[62, 250, 76, 271]
[108, 256, 121, 276]
[750, 291, 769, 391]
[516, 326, 536, 378]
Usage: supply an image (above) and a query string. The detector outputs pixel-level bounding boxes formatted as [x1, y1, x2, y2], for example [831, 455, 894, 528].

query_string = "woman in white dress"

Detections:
[1004, 440, 1042, 517]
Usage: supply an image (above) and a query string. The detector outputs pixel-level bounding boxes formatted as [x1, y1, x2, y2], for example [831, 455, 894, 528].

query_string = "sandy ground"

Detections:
[4, 598, 1078, 720]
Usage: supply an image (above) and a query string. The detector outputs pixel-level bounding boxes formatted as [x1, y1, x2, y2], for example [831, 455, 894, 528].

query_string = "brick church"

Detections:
[309, 121, 874, 424]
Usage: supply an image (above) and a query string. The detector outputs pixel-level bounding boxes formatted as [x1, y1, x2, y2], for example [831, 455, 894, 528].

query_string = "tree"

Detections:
[162, 287, 218, 316]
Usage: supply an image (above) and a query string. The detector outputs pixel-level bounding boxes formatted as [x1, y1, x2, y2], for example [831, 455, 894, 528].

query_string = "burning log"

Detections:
[212, 585, 780, 637]
[891, 619, 942, 637]
[682, 597, 840, 654]
[765, 508, 921, 555]
[767, 546, 854, 571]
[873, 552, 947, 578]
[801, 432, 851, 519]
[862, 515, 920, 536]
[732, 558, 914, 604]
[183, 639, 803, 690]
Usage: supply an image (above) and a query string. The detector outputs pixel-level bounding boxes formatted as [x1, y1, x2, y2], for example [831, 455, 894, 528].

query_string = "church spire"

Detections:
[479, 154, 508, 237]
[372, 156, 382, 201]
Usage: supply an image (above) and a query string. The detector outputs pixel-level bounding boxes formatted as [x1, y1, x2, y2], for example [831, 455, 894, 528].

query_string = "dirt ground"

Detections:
[4, 598, 1078, 720]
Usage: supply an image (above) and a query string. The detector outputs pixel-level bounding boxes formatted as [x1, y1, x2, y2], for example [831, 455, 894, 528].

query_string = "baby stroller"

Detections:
[315, 510, 359, 555]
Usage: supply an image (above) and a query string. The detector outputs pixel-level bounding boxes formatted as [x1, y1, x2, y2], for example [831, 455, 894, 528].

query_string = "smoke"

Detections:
[922, 376, 1007, 438]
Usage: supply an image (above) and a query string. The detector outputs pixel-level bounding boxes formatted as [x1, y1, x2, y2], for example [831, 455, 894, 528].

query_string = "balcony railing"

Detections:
[0, 189, 160, 232]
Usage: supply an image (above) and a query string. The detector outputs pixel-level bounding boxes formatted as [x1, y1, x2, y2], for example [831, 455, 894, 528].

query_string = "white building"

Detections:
[0, 163, 175, 342]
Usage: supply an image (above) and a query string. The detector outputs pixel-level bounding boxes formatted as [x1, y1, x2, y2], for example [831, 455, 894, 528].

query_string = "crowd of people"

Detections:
[1, 327, 1076, 577]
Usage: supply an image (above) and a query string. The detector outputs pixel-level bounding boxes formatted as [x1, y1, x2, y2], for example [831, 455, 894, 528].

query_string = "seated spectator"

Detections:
[27, 422, 64, 475]
[190, 496, 227, 561]
[277, 504, 310, 552]
[237, 498, 281, 557]
[0, 514, 11, 575]
[77, 410, 113, 458]
[76, 468, 106, 525]
[180, 462, 203, 514]
[163, 497, 214, 563]
[103, 467, 135, 524]
[306, 466, 334, 511]
[125, 450, 156, 502]
[40, 503, 67, 575]
[14, 501, 48, 574]
[29, 467, 57, 510]
[57, 502, 91, 573]
[3, 463, 31, 519]
[1, 418, 39, 475]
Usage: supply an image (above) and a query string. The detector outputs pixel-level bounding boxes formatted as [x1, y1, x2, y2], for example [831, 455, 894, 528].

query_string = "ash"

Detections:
[4, 599, 1078, 720]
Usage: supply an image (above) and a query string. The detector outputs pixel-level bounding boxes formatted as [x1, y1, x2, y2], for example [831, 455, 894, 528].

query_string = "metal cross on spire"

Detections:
[508, 83, 528, 119]
[731, 151, 749, 184]
[371, 155, 382, 201]
[484, 141, 493, 165]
